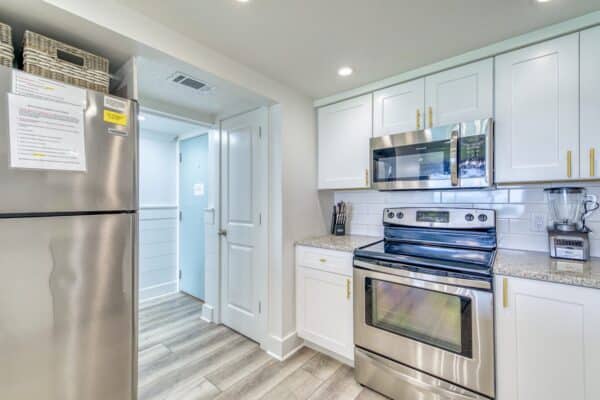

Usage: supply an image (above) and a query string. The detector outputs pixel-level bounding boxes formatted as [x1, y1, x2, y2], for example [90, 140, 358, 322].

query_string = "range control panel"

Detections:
[383, 207, 496, 229]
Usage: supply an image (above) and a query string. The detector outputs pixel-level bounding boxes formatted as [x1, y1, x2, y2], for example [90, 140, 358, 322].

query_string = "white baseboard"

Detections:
[201, 303, 214, 323]
[265, 331, 304, 361]
[139, 281, 177, 301]
[303, 341, 354, 367]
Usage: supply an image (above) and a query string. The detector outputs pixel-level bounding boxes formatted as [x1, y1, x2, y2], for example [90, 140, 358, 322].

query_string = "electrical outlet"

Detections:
[530, 213, 547, 233]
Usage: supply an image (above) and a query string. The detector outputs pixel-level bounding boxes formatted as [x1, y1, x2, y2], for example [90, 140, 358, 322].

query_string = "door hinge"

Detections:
[259, 212, 262, 225]
[258, 301, 262, 314]
[179, 211, 182, 221]
[179, 270, 182, 280]
[259, 126, 262, 139]
[179, 152, 182, 163]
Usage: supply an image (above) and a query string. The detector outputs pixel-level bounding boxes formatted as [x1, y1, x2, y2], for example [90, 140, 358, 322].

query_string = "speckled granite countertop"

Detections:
[295, 235, 379, 253]
[295, 236, 600, 289]
[494, 249, 600, 289]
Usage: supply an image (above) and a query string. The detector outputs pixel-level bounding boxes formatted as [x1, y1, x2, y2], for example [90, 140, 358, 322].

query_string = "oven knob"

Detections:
[396, 211, 404, 219]
[465, 213, 475, 222]
[478, 214, 488, 222]
[387, 211, 395, 219]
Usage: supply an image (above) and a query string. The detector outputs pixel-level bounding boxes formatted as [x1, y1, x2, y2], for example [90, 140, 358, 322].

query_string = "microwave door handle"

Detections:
[450, 130, 459, 186]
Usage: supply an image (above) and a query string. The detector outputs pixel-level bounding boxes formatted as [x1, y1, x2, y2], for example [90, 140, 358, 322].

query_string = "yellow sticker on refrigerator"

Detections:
[103, 110, 128, 126]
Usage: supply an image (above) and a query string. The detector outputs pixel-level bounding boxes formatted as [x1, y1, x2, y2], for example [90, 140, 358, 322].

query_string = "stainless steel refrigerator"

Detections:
[0, 66, 137, 400]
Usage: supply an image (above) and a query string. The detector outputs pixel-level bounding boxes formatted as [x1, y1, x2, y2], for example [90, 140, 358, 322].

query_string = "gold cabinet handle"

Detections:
[365, 168, 369, 187]
[591, 148, 596, 177]
[346, 279, 351, 299]
[567, 150, 573, 178]
[319, 258, 327, 263]
[416, 109, 421, 129]
[428, 106, 433, 128]
[502, 277, 508, 308]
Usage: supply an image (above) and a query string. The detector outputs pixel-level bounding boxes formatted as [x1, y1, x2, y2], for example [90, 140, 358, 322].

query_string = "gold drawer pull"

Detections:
[346, 279, 351, 299]
[319, 258, 327, 263]
[365, 168, 369, 187]
[591, 148, 596, 177]
[428, 106, 433, 128]
[567, 150, 573, 178]
[503, 277, 508, 308]
[416, 109, 421, 129]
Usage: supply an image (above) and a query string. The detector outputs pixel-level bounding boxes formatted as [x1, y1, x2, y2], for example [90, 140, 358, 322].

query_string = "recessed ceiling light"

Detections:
[138, 115, 146, 121]
[536, 0, 551, 3]
[237, 0, 250, 2]
[337, 66, 353, 77]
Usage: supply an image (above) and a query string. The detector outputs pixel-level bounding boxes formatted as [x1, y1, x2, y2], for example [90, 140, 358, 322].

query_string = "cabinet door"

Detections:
[495, 34, 580, 183]
[425, 58, 493, 127]
[296, 267, 353, 361]
[580, 26, 600, 180]
[373, 78, 424, 137]
[318, 94, 372, 189]
[495, 276, 600, 400]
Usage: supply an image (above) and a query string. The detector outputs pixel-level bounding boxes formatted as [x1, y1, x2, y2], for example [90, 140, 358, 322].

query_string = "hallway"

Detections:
[138, 293, 385, 400]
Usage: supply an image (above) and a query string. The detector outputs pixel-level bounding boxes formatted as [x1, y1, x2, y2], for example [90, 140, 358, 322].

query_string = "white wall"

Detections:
[139, 130, 178, 206]
[138, 130, 178, 301]
[48, 0, 326, 358]
[334, 184, 600, 257]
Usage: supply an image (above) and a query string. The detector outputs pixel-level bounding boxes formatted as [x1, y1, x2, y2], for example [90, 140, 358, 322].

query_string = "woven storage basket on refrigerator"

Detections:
[22, 30, 109, 93]
[0, 22, 14, 68]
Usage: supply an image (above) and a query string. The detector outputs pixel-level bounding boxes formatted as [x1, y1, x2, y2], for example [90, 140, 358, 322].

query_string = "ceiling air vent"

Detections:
[168, 72, 212, 92]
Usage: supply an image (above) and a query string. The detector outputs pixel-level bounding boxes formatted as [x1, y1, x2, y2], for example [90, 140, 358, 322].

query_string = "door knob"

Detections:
[218, 229, 228, 237]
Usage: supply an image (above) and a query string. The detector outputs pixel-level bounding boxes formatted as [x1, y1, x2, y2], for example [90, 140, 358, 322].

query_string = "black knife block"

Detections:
[334, 223, 346, 236]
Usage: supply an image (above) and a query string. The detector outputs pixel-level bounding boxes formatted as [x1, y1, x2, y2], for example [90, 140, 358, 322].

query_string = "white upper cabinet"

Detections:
[373, 78, 424, 137]
[580, 26, 600, 180]
[318, 94, 372, 189]
[495, 33, 580, 183]
[495, 276, 600, 400]
[425, 58, 493, 128]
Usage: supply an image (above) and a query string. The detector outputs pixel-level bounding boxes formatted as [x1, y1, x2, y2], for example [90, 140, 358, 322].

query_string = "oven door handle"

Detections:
[354, 259, 491, 290]
[450, 129, 459, 186]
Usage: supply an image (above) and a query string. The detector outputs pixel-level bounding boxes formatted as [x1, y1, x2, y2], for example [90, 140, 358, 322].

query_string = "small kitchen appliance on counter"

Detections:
[354, 207, 497, 400]
[546, 187, 599, 261]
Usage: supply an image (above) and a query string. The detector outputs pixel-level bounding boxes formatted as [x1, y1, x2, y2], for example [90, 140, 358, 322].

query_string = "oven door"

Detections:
[354, 262, 495, 398]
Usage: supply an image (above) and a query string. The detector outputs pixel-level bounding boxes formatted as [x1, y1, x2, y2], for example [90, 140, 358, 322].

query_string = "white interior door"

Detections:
[220, 108, 268, 343]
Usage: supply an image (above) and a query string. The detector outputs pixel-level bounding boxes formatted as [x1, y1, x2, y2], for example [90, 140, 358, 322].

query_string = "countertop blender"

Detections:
[545, 187, 600, 261]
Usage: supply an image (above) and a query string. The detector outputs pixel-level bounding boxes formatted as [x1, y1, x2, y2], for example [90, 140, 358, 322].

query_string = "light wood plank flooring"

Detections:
[138, 292, 386, 400]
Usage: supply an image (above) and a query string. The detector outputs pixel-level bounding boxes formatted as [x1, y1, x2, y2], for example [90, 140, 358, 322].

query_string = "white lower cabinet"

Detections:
[296, 246, 354, 362]
[495, 276, 600, 400]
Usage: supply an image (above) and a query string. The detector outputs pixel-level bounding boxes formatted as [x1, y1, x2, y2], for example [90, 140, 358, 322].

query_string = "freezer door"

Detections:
[0, 213, 135, 400]
[0, 66, 137, 213]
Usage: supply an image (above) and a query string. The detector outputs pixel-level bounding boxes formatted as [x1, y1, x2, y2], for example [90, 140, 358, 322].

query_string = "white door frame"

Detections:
[218, 107, 269, 346]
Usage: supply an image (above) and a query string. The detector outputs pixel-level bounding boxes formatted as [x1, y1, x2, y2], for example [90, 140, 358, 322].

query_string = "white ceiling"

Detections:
[115, 0, 600, 99]
[136, 56, 269, 121]
[0, 0, 271, 118]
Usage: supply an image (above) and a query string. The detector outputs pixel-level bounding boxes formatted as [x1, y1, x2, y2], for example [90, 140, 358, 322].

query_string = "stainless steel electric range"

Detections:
[353, 207, 497, 400]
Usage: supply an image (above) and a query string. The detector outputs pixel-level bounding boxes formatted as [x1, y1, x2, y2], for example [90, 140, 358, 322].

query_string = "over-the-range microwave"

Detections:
[370, 118, 493, 190]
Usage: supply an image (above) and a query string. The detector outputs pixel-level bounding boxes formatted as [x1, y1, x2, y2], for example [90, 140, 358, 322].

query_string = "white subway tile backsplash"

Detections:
[498, 233, 548, 252]
[335, 184, 600, 256]
[509, 188, 546, 203]
[496, 219, 510, 234]
[384, 191, 441, 204]
[442, 189, 508, 204]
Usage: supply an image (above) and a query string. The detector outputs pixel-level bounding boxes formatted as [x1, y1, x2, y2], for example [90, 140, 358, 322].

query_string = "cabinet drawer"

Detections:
[296, 245, 353, 276]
